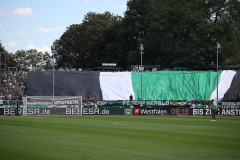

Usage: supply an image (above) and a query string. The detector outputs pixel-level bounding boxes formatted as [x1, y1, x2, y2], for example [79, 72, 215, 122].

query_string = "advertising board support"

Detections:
[15, 100, 19, 116]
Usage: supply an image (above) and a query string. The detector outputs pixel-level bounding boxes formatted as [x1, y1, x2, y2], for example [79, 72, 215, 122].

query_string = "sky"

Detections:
[0, 0, 128, 54]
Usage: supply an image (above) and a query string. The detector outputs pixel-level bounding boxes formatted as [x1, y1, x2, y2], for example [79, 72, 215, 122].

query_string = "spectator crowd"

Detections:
[0, 71, 28, 106]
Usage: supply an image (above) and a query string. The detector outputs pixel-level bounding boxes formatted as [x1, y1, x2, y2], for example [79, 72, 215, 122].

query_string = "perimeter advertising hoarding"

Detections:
[0, 108, 123, 115]
[192, 109, 240, 116]
[82, 108, 123, 115]
[124, 108, 240, 116]
[132, 108, 191, 115]
[0, 108, 239, 116]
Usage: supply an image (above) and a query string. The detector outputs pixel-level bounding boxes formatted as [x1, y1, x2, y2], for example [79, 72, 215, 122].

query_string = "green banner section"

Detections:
[3, 105, 23, 108]
[94, 100, 205, 109]
[4, 100, 233, 109]
[131, 71, 221, 101]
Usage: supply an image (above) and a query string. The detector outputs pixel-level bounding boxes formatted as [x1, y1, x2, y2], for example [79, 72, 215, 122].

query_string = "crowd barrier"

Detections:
[1, 100, 240, 116]
[1, 100, 240, 109]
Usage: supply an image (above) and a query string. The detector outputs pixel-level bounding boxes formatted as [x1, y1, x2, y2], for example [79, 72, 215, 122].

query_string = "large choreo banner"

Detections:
[26, 70, 240, 102]
[2, 70, 240, 115]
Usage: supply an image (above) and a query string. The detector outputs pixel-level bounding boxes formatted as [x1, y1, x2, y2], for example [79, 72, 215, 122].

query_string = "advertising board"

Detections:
[0, 108, 239, 116]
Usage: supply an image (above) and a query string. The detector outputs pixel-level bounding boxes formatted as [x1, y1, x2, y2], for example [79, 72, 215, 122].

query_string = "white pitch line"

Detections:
[113, 122, 130, 125]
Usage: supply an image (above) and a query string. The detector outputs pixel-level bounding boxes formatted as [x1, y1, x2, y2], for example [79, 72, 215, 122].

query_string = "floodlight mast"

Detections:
[216, 42, 221, 107]
[51, 42, 56, 101]
[140, 43, 144, 100]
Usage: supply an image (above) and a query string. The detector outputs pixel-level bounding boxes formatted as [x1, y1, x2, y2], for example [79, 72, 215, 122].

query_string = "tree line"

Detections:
[0, 43, 52, 71]
[1, 0, 240, 71]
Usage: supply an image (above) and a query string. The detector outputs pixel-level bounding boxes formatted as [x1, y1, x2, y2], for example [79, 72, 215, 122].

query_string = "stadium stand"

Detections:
[0, 71, 28, 105]
[1, 69, 240, 104]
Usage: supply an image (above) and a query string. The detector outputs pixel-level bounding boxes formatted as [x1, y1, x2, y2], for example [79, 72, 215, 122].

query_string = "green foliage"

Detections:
[14, 49, 51, 70]
[0, 40, 52, 71]
[54, 12, 123, 69]
[0, 40, 5, 52]
[6, 53, 17, 69]
[0, 40, 17, 70]
[2, 0, 240, 70]
[52, 0, 240, 70]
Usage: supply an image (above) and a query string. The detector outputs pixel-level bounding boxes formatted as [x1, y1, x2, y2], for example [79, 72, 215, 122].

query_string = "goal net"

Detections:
[23, 96, 82, 116]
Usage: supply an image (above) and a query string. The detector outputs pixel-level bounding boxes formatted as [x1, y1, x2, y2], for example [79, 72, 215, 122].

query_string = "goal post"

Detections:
[23, 96, 82, 115]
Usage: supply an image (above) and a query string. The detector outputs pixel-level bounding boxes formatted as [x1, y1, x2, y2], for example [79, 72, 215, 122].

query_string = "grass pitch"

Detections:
[0, 115, 240, 160]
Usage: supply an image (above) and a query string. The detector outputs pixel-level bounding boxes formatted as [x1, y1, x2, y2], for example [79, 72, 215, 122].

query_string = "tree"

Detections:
[54, 12, 123, 69]
[119, 0, 151, 65]
[209, 0, 240, 65]
[6, 53, 17, 70]
[42, 52, 52, 70]
[146, 0, 211, 67]
[0, 40, 5, 52]
[122, 0, 240, 69]
[14, 49, 51, 70]
[0, 41, 6, 71]
[53, 0, 240, 70]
